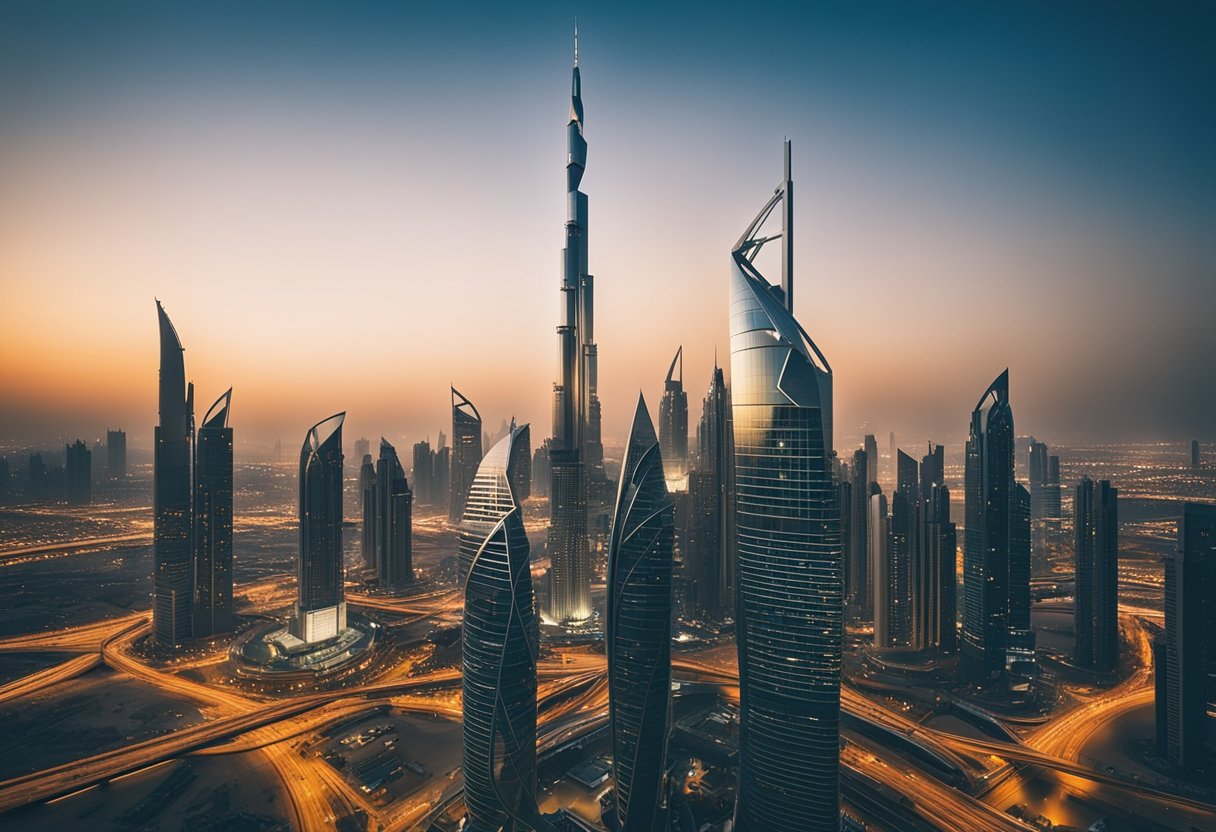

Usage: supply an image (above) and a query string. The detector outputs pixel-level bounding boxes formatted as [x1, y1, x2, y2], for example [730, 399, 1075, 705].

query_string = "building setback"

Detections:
[293, 413, 346, 644]
[459, 424, 542, 831]
[730, 141, 842, 832]
[192, 388, 234, 638]
[607, 395, 673, 831]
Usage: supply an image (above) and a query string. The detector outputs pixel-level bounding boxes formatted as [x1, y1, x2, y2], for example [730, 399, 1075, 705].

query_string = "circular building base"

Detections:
[230, 613, 380, 692]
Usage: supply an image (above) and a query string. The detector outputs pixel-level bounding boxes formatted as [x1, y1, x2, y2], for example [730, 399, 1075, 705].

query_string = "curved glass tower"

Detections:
[658, 347, 688, 488]
[450, 386, 484, 524]
[154, 300, 194, 649]
[293, 412, 346, 644]
[607, 395, 673, 831]
[460, 424, 543, 832]
[193, 387, 233, 638]
[729, 141, 842, 832]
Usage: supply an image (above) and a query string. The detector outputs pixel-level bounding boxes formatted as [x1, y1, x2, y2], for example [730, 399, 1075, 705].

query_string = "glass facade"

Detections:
[192, 388, 234, 638]
[459, 425, 542, 831]
[607, 396, 673, 831]
[293, 412, 346, 643]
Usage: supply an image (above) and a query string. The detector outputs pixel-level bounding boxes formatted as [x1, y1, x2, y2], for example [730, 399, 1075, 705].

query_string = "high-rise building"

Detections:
[1192, 439, 1201, 470]
[847, 449, 871, 619]
[65, 439, 91, 505]
[962, 369, 1032, 684]
[864, 434, 878, 486]
[1158, 502, 1216, 770]
[730, 141, 841, 831]
[450, 386, 484, 524]
[434, 444, 450, 508]
[870, 492, 893, 648]
[293, 413, 346, 644]
[354, 437, 370, 464]
[411, 440, 433, 505]
[192, 389, 233, 638]
[360, 453, 377, 572]
[547, 43, 597, 627]
[1074, 477, 1118, 672]
[658, 346, 689, 488]
[459, 423, 542, 831]
[375, 439, 413, 590]
[920, 443, 944, 497]
[1008, 482, 1035, 682]
[507, 417, 531, 502]
[607, 395, 673, 831]
[1028, 439, 1062, 568]
[926, 484, 958, 652]
[154, 300, 194, 649]
[107, 429, 127, 479]
[687, 362, 736, 620]
[531, 438, 551, 499]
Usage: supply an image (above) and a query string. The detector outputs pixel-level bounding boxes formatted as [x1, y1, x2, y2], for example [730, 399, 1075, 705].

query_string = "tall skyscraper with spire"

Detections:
[607, 395, 673, 832]
[729, 141, 842, 832]
[547, 30, 596, 626]
[154, 300, 195, 649]
[459, 424, 542, 831]
[192, 388, 234, 638]
[658, 346, 689, 488]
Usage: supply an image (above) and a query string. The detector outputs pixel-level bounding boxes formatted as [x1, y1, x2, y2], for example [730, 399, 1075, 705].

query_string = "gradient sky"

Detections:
[1, 1, 1213, 453]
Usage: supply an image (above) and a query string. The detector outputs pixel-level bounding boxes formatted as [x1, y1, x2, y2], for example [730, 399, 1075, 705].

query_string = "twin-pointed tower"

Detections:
[459, 424, 544, 831]
[607, 395, 674, 831]
[729, 142, 842, 831]
[547, 31, 597, 625]
[294, 413, 346, 643]
[658, 346, 689, 487]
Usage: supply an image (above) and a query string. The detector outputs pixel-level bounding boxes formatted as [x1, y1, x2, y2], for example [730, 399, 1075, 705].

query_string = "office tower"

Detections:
[848, 449, 870, 619]
[360, 453, 377, 571]
[459, 424, 541, 831]
[607, 396, 673, 831]
[411, 440, 433, 506]
[547, 42, 597, 627]
[1159, 503, 1216, 769]
[354, 437, 370, 463]
[687, 362, 736, 619]
[730, 141, 841, 831]
[435, 445, 451, 508]
[531, 438, 551, 498]
[450, 387, 484, 524]
[65, 439, 91, 505]
[658, 346, 689, 487]
[962, 369, 1021, 683]
[1045, 454, 1062, 550]
[1028, 439, 1061, 567]
[27, 453, 46, 500]
[838, 476, 852, 612]
[375, 439, 413, 589]
[192, 389, 234, 637]
[107, 429, 127, 478]
[154, 300, 194, 649]
[870, 492, 893, 647]
[1191, 439, 1201, 470]
[1074, 478, 1119, 672]
[293, 413, 346, 643]
[920, 443, 944, 496]
[1007, 483, 1036, 682]
[926, 484, 958, 652]
[864, 434, 878, 486]
[507, 417, 531, 502]
[895, 449, 922, 647]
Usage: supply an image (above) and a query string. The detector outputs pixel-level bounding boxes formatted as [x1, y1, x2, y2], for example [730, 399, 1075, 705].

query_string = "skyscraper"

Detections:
[658, 346, 689, 488]
[607, 395, 673, 832]
[459, 424, 542, 831]
[411, 440, 433, 506]
[293, 413, 346, 644]
[154, 300, 194, 649]
[193, 388, 234, 638]
[507, 417, 531, 502]
[962, 369, 1020, 684]
[360, 453, 377, 572]
[730, 141, 842, 832]
[1191, 439, 1201, 470]
[1008, 482, 1036, 681]
[65, 439, 91, 505]
[1159, 502, 1216, 769]
[870, 492, 893, 648]
[848, 448, 871, 619]
[1074, 477, 1118, 672]
[107, 429, 127, 479]
[1028, 439, 1061, 568]
[687, 362, 736, 620]
[896, 449, 923, 647]
[375, 438, 413, 590]
[926, 484, 958, 652]
[450, 386, 484, 524]
[864, 434, 878, 486]
[547, 39, 596, 626]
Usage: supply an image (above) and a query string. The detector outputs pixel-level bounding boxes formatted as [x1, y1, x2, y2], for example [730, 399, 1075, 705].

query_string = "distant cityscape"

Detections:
[1, 21, 1214, 832]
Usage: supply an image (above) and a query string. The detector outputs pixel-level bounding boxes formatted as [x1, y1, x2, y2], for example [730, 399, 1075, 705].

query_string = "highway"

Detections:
[0, 653, 101, 705]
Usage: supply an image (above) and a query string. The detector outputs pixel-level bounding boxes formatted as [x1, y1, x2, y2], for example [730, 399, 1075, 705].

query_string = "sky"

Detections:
[1, 1, 1213, 454]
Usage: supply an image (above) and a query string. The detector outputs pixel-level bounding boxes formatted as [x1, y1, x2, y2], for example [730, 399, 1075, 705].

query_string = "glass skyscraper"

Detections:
[658, 346, 688, 488]
[375, 438, 413, 590]
[293, 412, 346, 644]
[606, 395, 673, 831]
[192, 388, 233, 638]
[729, 141, 842, 832]
[450, 386, 483, 524]
[459, 424, 542, 831]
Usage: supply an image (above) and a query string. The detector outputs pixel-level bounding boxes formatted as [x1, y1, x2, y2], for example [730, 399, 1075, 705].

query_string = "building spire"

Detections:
[574, 17, 579, 67]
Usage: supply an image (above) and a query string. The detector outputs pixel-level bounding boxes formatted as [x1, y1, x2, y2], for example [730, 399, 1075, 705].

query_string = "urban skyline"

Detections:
[0, 6, 1214, 832]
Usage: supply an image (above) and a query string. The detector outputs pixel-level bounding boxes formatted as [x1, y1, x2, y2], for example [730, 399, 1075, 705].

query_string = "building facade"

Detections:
[1074, 478, 1119, 672]
[450, 387, 484, 524]
[293, 413, 346, 643]
[375, 439, 413, 590]
[658, 346, 689, 488]
[192, 389, 234, 637]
